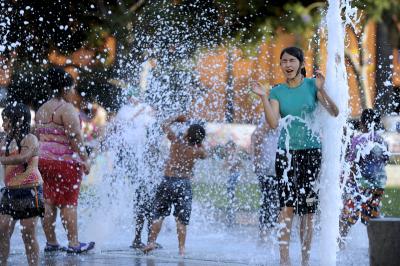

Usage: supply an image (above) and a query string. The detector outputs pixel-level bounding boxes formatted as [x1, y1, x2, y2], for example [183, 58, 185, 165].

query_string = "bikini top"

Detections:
[36, 103, 67, 137]
[4, 146, 41, 188]
[36, 102, 83, 163]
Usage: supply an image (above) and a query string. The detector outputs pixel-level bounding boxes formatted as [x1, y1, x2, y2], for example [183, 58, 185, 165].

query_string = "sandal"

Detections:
[130, 241, 146, 249]
[44, 243, 67, 253]
[154, 242, 163, 249]
[66, 242, 95, 254]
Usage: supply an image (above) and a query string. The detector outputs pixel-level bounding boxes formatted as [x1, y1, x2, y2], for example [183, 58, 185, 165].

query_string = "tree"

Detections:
[1, 0, 115, 108]
[351, 0, 400, 114]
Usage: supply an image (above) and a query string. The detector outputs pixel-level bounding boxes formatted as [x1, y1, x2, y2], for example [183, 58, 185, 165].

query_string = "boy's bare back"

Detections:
[162, 115, 206, 178]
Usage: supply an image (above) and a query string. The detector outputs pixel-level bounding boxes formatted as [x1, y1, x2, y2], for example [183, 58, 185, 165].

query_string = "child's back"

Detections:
[143, 115, 206, 256]
[348, 131, 389, 189]
[164, 120, 206, 178]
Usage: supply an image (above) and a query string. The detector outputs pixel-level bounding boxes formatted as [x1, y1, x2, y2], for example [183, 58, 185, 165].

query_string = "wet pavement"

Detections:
[9, 250, 246, 266]
[7, 218, 369, 266]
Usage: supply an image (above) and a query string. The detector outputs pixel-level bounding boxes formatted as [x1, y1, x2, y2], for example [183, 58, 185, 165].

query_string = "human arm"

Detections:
[193, 143, 207, 159]
[62, 104, 90, 174]
[315, 71, 339, 117]
[252, 83, 280, 129]
[0, 135, 39, 165]
[161, 114, 187, 141]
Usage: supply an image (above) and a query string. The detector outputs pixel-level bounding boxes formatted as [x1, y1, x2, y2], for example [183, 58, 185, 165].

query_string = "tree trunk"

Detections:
[225, 48, 234, 123]
[375, 19, 394, 114]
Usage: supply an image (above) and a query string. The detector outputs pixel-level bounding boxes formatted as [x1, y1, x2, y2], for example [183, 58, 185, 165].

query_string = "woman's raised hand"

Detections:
[251, 81, 269, 98]
[315, 70, 325, 90]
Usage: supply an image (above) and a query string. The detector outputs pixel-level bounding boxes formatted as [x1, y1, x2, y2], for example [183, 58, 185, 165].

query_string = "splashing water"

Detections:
[77, 1, 368, 264]
[2, 1, 372, 265]
[79, 98, 162, 249]
[319, 0, 351, 264]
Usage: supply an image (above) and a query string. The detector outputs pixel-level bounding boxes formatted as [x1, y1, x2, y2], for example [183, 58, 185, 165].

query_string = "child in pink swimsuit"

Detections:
[0, 103, 44, 266]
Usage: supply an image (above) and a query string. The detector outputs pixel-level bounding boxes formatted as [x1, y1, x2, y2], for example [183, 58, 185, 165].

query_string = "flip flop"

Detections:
[154, 242, 163, 249]
[66, 242, 95, 254]
[130, 242, 146, 249]
[44, 243, 67, 253]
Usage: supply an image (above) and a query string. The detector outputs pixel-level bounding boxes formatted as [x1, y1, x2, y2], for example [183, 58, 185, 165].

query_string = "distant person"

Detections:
[119, 98, 163, 250]
[339, 109, 389, 245]
[251, 115, 280, 242]
[224, 140, 242, 226]
[35, 67, 94, 253]
[252, 47, 338, 266]
[0, 103, 44, 266]
[142, 115, 207, 256]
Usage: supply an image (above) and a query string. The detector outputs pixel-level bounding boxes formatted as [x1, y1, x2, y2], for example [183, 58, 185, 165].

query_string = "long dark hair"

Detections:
[360, 108, 381, 132]
[280, 47, 307, 77]
[2, 103, 31, 156]
[47, 67, 74, 99]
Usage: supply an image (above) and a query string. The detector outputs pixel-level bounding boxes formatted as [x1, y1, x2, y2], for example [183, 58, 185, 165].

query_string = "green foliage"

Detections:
[3, 0, 398, 108]
[194, 182, 260, 211]
[280, 2, 325, 35]
[194, 182, 400, 218]
[352, 0, 399, 21]
[382, 187, 400, 217]
[211, 1, 326, 57]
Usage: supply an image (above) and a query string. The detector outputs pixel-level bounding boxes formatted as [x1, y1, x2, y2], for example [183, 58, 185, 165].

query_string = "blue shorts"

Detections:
[152, 176, 192, 225]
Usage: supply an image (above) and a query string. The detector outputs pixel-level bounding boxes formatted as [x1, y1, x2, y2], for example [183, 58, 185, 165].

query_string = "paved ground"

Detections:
[5, 160, 398, 265]
[9, 251, 247, 266]
[7, 217, 369, 266]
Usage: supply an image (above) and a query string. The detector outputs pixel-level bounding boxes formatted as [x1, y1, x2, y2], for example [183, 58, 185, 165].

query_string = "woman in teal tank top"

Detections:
[253, 47, 338, 266]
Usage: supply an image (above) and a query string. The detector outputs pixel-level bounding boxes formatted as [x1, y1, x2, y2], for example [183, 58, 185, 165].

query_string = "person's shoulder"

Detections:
[36, 101, 50, 114]
[61, 102, 76, 111]
[303, 78, 318, 95]
[271, 83, 285, 91]
[303, 77, 316, 87]
[61, 103, 79, 119]
[23, 133, 39, 146]
[270, 83, 284, 98]
[351, 133, 368, 146]
[304, 77, 317, 88]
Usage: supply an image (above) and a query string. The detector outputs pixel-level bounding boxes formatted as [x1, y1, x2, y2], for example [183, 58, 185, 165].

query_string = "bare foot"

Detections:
[179, 247, 185, 257]
[142, 243, 156, 254]
[280, 253, 291, 266]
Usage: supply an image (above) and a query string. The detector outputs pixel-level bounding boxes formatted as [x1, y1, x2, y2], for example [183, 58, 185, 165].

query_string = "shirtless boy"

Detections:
[142, 114, 206, 256]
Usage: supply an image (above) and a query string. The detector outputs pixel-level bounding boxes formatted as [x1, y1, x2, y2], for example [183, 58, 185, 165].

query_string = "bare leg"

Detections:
[142, 218, 163, 253]
[300, 214, 314, 266]
[0, 215, 16, 266]
[60, 205, 79, 247]
[176, 219, 186, 256]
[43, 201, 58, 245]
[146, 217, 152, 241]
[278, 207, 294, 266]
[133, 211, 145, 245]
[20, 218, 39, 266]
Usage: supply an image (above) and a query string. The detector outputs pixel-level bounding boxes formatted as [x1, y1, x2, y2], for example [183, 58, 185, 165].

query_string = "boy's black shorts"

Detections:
[275, 148, 321, 215]
[152, 176, 192, 225]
